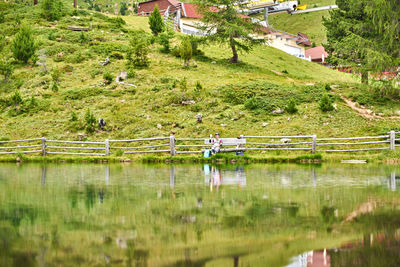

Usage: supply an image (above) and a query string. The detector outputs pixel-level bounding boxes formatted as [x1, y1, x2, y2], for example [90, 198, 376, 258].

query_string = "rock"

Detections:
[220, 124, 226, 127]
[231, 118, 238, 121]
[366, 109, 373, 115]
[262, 122, 269, 127]
[182, 100, 196, 105]
[146, 115, 151, 120]
[78, 133, 87, 141]
[323, 122, 329, 126]
[56, 52, 64, 57]
[211, 61, 216, 64]
[157, 123, 162, 129]
[71, 16, 81, 19]
[287, 117, 290, 121]
[333, 103, 338, 110]
[328, 115, 334, 118]
[195, 113, 202, 123]
[280, 138, 291, 144]
[116, 72, 128, 83]
[272, 108, 284, 114]
[396, 110, 400, 116]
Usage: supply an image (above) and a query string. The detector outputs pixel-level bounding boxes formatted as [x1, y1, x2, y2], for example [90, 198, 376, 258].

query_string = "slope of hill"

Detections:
[268, 0, 335, 45]
[0, 1, 399, 144]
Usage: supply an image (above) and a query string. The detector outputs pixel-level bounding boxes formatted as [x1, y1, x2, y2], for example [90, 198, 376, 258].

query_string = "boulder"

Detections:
[272, 108, 284, 114]
[116, 72, 128, 83]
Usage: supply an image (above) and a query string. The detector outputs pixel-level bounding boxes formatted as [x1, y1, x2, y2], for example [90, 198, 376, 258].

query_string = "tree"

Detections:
[120, 2, 128, 15]
[41, 0, 65, 21]
[11, 24, 37, 64]
[128, 31, 150, 67]
[180, 37, 192, 67]
[194, 0, 264, 63]
[323, 0, 400, 84]
[148, 4, 164, 36]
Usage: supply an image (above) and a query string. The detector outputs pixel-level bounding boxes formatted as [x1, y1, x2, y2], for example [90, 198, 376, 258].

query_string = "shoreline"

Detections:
[0, 152, 399, 164]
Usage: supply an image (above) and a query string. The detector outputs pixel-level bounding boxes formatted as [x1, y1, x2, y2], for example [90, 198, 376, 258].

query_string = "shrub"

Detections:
[110, 51, 124, 60]
[0, 57, 14, 83]
[180, 37, 192, 67]
[41, 0, 65, 21]
[84, 109, 96, 133]
[128, 31, 150, 68]
[10, 90, 23, 106]
[79, 32, 90, 44]
[47, 32, 56, 41]
[120, 2, 128, 15]
[324, 83, 331, 91]
[0, 13, 4, 24]
[319, 94, 334, 112]
[70, 112, 78, 122]
[286, 98, 298, 114]
[171, 46, 180, 57]
[148, 5, 164, 36]
[158, 31, 174, 53]
[11, 24, 37, 63]
[103, 72, 114, 85]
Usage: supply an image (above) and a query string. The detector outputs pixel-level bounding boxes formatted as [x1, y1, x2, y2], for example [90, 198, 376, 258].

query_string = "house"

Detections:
[138, 0, 180, 16]
[139, 0, 312, 58]
[305, 46, 329, 64]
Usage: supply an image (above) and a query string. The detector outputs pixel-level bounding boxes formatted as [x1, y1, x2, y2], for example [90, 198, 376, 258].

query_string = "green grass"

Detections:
[267, 0, 335, 45]
[0, 1, 399, 155]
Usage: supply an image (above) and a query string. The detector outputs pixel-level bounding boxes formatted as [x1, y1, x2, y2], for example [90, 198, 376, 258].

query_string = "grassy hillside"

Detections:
[268, 0, 335, 45]
[0, 1, 399, 144]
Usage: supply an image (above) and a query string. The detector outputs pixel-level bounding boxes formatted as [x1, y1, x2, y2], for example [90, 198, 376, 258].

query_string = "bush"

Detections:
[180, 37, 192, 67]
[103, 72, 114, 85]
[158, 31, 174, 53]
[120, 2, 128, 15]
[0, 57, 14, 83]
[319, 94, 334, 112]
[128, 31, 150, 68]
[286, 98, 298, 114]
[149, 5, 164, 36]
[84, 109, 96, 133]
[79, 32, 90, 44]
[324, 83, 331, 91]
[41, 0, 65, 21]
[110, 51, 124, 60]
[171, 46, 180, 57]
[11, 24, 37, 63]
[0, 13, 4, 24]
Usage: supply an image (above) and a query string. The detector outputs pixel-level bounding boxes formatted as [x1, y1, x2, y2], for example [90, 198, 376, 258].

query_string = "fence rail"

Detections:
[0, 131, 398, 157]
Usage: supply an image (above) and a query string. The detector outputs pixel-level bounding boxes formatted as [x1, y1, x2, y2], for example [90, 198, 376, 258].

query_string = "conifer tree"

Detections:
[180, 37, 192, 67]
[194, 0, 264, 63]
[323, 0, 400, 84]
[11, 24, 37, 64]
[148, 5, 164, 36]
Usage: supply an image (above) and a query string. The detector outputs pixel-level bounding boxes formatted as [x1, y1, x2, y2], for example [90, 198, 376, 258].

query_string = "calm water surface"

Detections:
[0, 163, 400, 266]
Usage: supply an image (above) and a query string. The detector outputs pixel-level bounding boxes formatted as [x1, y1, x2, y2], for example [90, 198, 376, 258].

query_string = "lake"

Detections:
[0, 163, 400, 266]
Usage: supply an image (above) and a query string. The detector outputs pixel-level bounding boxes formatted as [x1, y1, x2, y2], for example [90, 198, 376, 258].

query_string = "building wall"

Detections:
[267, 35, 306, 58]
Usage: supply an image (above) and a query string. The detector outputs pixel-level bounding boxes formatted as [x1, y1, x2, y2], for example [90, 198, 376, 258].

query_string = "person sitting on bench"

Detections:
[211, 133, 223, 154]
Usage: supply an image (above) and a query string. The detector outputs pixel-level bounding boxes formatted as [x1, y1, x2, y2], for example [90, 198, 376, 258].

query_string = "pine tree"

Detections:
[180, 37, 192, 67]
[323, 0, 400, 84]
[41, 0, 65, 21]
[148, 5, 164, 36]
[11, 24, 37, 63]
[120, 2, 128, 16]
[194, 0, 264, 63]
[0, 57, 14, 83]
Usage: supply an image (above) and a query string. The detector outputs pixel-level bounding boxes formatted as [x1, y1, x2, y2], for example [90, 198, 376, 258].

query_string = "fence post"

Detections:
[105, 139, 110, 156]
[41, 137, 46, 156]
[170, 135, 176, 156]
[312, 135, 317, 154]
[390, 131, 395, 150]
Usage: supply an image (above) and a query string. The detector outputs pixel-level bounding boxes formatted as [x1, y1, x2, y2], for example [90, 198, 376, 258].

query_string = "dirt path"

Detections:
[338, 94, 400, 120]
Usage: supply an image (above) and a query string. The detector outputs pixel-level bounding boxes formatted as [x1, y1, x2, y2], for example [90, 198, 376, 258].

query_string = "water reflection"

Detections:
[287, 230, 400, 267]
[1, 163, 400, 266]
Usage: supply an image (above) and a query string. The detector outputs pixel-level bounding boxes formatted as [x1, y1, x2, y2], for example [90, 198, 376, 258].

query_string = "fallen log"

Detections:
[68, 26, 89, 31]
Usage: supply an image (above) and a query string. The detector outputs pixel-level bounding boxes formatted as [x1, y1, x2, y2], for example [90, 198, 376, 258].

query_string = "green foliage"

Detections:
[10, 90, 22, 106]
[11, 24, 37, 63]
[120, 2, 128, 16]
[128, 31, 150, 68]
[108, 17, 126, 28]
[180, 37, 192, 67]
[148, 5, 164, 36]
[286, 98, 298, 114]
[103, 72, 114, 85]
[324, 83, 331, 91]
[79, 32, 90, 44]
[319, 94, 334, 112]
[41, 0, 65, 21]
[194, 0, 264, 63]
[323, 0, 400, 84]
[84, 109, 96, 133]
[70, 112, 78, 122]
[158, 31, 174, 53]
[0, 12, 4, 24]
[0, 34, 7, 52]
[0, 57, 14, 83]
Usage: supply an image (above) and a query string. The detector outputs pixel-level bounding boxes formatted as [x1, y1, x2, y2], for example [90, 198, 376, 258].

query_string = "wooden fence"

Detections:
[0, 131, 398, 156]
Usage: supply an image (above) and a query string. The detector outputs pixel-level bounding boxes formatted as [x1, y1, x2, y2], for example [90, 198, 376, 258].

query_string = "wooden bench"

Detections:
[204, 138, 246, 153]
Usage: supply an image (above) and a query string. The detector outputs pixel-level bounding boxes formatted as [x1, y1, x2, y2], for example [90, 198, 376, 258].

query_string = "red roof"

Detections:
[138, 0, 180, 15]
[305, 46, 328, 60]
[296, 32, 312, 46]
[181, 3, 249, 19]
